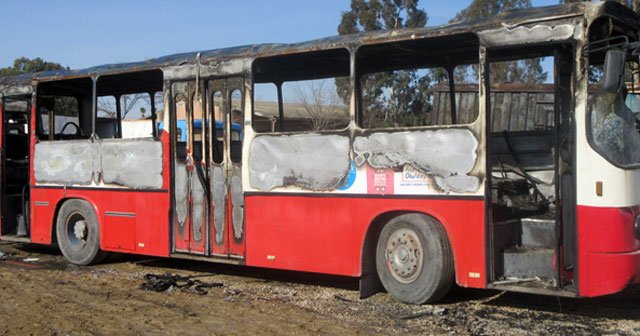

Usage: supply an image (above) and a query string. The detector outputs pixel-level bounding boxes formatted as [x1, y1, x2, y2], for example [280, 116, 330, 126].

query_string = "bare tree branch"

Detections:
[290, 79, 348, 131]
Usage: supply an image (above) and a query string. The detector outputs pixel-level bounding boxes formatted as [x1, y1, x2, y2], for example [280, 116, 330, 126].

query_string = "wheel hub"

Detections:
[385, 228, 424, 283]
[73, 220, 87, 241]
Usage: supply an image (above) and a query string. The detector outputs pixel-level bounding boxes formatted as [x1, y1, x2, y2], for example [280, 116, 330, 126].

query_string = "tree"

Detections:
[561, 0, 640, 14]
[453, 0, 547, 83]
[0, 57, 67, 77]
[337, 0, 430, 127]
[290, 79, 349, 131]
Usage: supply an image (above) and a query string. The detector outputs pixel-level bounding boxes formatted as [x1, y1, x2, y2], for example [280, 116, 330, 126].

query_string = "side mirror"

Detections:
[602, 50, 626, 93]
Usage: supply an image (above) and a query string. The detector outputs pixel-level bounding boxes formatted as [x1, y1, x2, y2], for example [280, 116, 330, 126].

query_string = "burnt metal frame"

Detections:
[251, 47, 352, 134]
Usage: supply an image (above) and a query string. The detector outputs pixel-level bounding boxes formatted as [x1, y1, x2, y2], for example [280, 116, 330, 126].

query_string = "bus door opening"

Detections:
[486, 46, 576, 293]
[207, 77, 246, 258]
[0, 95, 32, 241]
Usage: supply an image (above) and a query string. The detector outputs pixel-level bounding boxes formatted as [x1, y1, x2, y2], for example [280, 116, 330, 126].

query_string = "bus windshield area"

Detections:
[590, 87, 640, 166]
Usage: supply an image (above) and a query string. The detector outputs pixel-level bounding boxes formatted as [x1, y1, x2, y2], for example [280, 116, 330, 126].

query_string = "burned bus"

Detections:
[0, 1, 639, 304]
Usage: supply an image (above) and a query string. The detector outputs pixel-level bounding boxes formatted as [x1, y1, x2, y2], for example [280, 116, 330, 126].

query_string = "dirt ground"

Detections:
[0, 241, 638, 336]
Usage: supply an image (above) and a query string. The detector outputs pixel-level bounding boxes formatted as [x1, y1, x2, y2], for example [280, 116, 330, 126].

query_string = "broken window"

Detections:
[96, 96, 117, 138]
[37, 77, 92, 141]
[37, 97, 80, 138]
[192, 93, 204, 163]
[120, 93, 155, 139]
[359, 67, 455, 128]
[253, 83, 278, 132]
[95, 69, 163, 140]
[585, 17, 640, 167]
[173, 86, 191, 162]
[356, 33, 480, 129]
[230, 88, 243, 163]
[252, 48, 350, 132]
[97, 96, 117, 119]
[154, 91, 164, 119]
[588, 58, 640, 166]
[211, 90, 224, 164]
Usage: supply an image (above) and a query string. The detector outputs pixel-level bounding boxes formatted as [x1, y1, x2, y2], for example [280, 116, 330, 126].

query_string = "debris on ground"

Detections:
[22, 258, 39, 262]
[1, 241, 639, 335]
[223, 288, 241, 296]
[399, 307, 447, 320]
[140, 273, 223, 295]
[334, 294, 354, 302]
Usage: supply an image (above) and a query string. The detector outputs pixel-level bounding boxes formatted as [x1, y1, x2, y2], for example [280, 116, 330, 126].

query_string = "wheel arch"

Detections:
[358, 209, 457, 299]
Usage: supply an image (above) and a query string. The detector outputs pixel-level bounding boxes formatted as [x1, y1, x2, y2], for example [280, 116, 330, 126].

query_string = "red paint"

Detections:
[208, 181, 246, 258]
[173, 213, 191, 253]
[173, 161, 207, 254]
[103, 215, 136, 251]
[244, 195, 486, 289]
[29, 103, 37, 187]
[160, 131, 171, 190]
[577, 205, 640, 297]
[227, 191, 245, 257]
[30, 187, 170, 257]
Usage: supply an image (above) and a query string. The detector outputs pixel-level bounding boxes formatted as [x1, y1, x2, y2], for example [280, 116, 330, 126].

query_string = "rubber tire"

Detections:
[376, 213, 454, 304]
[56, 199, 107, 266]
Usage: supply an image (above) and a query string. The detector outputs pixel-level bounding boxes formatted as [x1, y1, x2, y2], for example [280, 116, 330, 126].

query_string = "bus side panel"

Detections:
[244, 195, 486, 289]
[30, 187, 171, 257]
[577, 205, 640, 297]
[30, 187, 65, 244]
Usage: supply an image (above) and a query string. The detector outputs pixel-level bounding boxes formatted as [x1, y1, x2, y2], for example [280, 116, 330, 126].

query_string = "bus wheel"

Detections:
[56, 199, 106, 266]
[375, 213, 454, 304]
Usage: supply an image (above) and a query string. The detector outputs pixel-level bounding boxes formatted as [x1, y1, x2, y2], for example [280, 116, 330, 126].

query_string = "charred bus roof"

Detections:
[0, 1, 636, 97]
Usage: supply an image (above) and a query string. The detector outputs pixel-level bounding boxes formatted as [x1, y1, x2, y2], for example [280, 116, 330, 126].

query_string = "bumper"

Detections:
[581, 249, 640, 297]
[578, 205, 640, 297]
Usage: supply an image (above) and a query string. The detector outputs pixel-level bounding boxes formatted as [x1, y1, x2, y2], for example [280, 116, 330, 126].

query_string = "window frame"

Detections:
[251, 48, 352, 134]
[354, 36, 481, 131]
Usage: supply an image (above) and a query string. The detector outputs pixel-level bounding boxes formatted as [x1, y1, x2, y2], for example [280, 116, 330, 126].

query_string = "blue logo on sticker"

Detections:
[338, 161, 357, 190]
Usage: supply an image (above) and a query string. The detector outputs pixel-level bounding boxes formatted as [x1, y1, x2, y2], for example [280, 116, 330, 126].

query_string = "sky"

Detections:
[0, 0, 560, 70]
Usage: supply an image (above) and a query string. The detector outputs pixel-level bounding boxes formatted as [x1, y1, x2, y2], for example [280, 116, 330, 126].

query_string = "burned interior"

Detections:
[483, 36, 577, 292]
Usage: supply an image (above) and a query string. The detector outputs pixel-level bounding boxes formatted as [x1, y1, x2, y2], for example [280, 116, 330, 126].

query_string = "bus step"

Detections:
[520, 218, 555, 248]
[503, 247, 555, 279]
[16, 215, 27, 236]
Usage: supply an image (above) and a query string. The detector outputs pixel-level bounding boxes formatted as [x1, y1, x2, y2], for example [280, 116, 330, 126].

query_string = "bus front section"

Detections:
[577, 6, 640, 297]
[484, 2, 640, 298]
